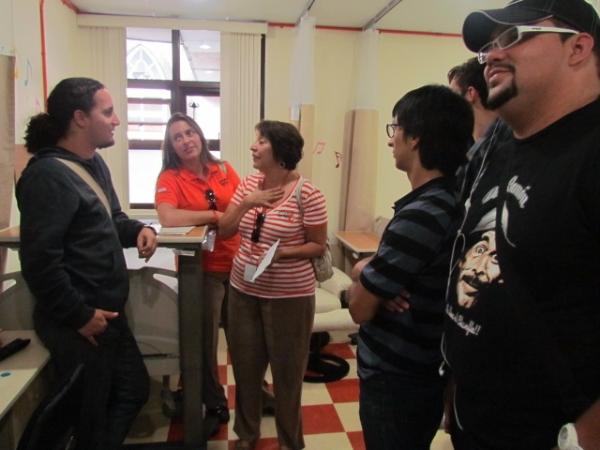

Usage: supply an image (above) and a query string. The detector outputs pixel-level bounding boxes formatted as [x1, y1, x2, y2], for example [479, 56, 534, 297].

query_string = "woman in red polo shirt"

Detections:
[155, 112, 240, 427]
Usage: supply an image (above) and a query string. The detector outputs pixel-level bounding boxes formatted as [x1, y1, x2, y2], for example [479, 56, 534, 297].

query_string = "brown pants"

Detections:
[228, 287, 315, 450]
[202, 272, 228, 408]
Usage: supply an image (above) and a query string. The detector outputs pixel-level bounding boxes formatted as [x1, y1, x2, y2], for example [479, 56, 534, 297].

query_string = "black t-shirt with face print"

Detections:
[444, 100, 600, 450]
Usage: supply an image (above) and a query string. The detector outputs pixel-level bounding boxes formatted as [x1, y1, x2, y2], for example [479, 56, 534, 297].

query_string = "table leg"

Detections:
[177, 250, 205, 449]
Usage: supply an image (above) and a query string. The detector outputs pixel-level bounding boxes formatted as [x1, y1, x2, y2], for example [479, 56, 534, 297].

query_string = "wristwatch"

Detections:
[557, 423, 584, 450]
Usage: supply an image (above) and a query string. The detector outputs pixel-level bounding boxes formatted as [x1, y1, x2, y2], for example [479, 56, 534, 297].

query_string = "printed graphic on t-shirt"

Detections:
[446, 174, 531, 336]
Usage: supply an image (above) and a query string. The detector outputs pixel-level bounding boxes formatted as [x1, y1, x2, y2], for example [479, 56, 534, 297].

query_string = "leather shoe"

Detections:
[206, 404, 230, 424]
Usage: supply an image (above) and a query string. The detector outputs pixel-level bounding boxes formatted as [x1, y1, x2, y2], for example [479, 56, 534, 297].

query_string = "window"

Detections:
[126, 28, 221, 208]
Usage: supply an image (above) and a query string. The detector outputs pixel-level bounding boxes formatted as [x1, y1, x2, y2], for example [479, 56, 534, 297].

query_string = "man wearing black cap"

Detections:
[443, 1, 600, 449]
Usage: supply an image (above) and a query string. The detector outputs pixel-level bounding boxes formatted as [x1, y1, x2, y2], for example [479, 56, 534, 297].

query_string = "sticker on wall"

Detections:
[24, 59, 32, 87]
[335, 151, 343, 169]
[313, 141, 325, 155]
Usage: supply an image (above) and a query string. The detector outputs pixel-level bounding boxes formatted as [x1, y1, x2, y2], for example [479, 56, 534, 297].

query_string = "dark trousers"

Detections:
[35, 311, 149, 450]
[227, 287, 315, 450]
[359, 371, 444, 450]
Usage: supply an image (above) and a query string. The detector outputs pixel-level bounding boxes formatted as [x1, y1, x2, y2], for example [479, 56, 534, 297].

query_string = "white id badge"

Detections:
[243, 264, 257, 282]
[203, 228, 216, 252]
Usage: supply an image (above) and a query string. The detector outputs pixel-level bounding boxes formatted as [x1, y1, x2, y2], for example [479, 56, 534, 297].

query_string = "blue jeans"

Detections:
[359, 371, 444, 450]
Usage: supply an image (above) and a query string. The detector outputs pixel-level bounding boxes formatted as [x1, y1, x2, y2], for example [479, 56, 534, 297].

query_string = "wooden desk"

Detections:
[0, 330, 50, 449]
[335, 231, 379, 254]
[0, 330, 50, 421]
[0, 226, 208, 449]
[335, 231, 380, 273]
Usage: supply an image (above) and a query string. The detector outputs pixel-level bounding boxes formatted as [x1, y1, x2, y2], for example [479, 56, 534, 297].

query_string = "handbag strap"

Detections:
[54, 158, 111, 217]
[294, 176, 306, 218]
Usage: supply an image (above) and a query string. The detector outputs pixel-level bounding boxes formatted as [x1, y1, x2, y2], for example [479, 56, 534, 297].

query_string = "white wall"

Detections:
[265, 25, 472, 233]
[5, 8, 476, 268]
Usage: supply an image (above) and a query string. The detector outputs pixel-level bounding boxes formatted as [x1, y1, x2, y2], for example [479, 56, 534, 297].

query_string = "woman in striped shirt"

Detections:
[219, 120, 328, 450]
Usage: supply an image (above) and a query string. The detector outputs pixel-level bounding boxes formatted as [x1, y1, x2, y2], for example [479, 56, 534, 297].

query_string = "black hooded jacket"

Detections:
[16, 147, 145, 329]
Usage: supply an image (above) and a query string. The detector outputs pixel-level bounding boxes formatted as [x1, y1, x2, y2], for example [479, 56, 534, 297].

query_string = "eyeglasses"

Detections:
[386, 123, 401, 138]
[477, 25, 578, 64]
[205, 189, 217, 211]
[251, 212, 266, 243]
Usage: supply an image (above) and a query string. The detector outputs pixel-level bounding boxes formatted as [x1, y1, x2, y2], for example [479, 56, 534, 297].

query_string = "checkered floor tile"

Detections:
[125, 331, 454, 450]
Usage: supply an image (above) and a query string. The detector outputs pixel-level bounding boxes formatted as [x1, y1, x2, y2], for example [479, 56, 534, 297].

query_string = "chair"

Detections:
[305, 267, 358, 383]
[17, 364, 84, 450]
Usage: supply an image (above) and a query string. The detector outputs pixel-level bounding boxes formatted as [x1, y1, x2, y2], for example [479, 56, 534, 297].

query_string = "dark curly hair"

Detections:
[255, 120, 303, 170]
[24, 77, 104, 153]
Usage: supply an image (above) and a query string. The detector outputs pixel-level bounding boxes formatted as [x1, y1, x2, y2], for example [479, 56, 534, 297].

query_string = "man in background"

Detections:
[448, 57, 501, 203]
[448, 57, 498, 142]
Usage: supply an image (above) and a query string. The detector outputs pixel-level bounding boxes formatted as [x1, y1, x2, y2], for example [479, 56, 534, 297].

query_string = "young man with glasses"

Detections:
[345, 85, 473, 450]
[444, 1, 600, 449]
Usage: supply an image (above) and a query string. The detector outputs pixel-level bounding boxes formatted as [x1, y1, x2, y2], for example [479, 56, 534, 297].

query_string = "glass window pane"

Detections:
[186, 96, 220, 140]
[127, 88, 171, 100]
[127, 28, 172, 80]
[180, 30, 220, 82]
[128, 150, 163, 204]
[127, 88, 171, 141]
[128, 123, 167, 141]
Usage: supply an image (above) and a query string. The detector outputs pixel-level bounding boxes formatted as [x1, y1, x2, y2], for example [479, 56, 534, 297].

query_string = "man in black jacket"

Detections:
[16, 77, 157, 450]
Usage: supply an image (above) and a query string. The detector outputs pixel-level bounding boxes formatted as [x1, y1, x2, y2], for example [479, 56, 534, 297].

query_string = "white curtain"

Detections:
[220, 32, 262, 178]
[289, 15, 315, 121]
[340, 30, 380, 231]
[75, 27, 129, 207]
[353, 29, 379, 110]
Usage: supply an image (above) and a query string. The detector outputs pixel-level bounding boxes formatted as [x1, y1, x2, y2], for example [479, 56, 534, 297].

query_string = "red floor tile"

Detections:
[347, 431, 366, 450]
[218, 364, 228, 385]
[167, 416, 182, 442]
[301, 404, 345, 434]
[326, 378, 359, 403]
[254, 438, 279, 450]
[167, 414, 229, 442]
[211, 422, 229, 441]
[227, 385, 236, 409]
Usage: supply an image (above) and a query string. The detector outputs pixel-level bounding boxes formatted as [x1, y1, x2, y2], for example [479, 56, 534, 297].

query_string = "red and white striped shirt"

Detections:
[229, 174, 327, 298]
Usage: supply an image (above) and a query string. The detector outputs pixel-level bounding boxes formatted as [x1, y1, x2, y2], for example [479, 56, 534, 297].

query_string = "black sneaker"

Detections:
[206, 404, 230, 424]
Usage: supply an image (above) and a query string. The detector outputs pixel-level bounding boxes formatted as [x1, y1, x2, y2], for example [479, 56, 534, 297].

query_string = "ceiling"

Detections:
[69, 0, 509, 35]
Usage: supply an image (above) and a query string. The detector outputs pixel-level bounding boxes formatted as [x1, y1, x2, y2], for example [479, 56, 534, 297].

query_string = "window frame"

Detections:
[127, 29, 221, 209]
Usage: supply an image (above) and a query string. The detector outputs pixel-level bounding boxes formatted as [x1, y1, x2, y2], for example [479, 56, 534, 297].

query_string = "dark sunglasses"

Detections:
[205, 189, 217, 210]
[251, 212, 266, 243]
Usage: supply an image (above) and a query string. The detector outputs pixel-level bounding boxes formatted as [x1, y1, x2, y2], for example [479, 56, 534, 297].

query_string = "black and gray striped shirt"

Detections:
[358, 177, 459, 379]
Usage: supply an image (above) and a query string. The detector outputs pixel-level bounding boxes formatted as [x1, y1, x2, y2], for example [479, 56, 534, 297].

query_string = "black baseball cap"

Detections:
[463, 0, 600, 52]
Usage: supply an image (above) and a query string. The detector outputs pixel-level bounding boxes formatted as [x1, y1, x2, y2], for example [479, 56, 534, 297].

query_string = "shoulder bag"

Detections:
[294, 178, 333, 282]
